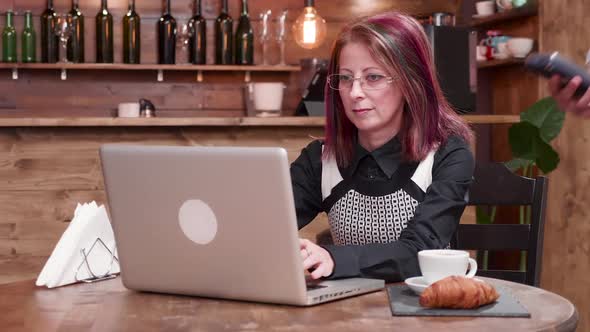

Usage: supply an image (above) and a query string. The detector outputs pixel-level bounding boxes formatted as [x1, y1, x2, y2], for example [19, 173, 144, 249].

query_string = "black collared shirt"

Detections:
[290, 135, 474, 282]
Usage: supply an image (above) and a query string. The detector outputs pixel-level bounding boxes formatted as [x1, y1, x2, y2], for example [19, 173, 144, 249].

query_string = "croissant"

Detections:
[419, 276, 499, 309]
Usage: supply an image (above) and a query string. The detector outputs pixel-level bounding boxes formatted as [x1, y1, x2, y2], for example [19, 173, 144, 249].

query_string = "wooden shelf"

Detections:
[468, 3, 538, 28]
[0, 63, 301, 72]
[0, 115, 520, 127]
[477, 58, 525, 69]
[0, 63, 300, 82]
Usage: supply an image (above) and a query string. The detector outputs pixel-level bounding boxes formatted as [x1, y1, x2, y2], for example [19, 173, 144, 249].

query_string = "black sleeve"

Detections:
[290, 140, 324, 229]
[322, 136, 475, 282]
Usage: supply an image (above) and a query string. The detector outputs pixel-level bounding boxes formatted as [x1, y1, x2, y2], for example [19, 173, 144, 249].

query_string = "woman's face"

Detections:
[337, 42, 405, 144]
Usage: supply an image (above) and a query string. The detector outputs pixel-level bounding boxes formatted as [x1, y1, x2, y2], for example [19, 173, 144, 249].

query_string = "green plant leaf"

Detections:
[508, 122, 560, 173]
[535, 142, 560, 173]
[520, 97, 564, 143]
[508, 122, 539, 160]
[476, 206, 493, 224]
[504, 158, 533, 172]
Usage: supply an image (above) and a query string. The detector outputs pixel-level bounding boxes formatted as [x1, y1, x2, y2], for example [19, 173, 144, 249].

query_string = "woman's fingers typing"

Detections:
[299, 238, 334, 279]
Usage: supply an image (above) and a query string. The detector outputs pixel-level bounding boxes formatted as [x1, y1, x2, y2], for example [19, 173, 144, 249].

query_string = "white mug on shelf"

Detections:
[475, 1, 495, 16]
[117, 103, 140, 118]
[496, 0, 513, 11]
[252, 82, 285, 117]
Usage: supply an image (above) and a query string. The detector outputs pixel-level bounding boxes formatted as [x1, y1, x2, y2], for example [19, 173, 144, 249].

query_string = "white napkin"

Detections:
[36, 201, 120, 288]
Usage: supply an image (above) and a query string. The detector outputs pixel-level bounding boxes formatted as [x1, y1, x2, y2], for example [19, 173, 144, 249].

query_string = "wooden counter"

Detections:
[0, 115, 520, 127]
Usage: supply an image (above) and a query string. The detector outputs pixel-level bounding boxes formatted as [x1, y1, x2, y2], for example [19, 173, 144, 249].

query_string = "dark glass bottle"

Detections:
[22, 11, 36, 63]
[215, 0, 233, 64]
[96, 0, 114, 63]
[234, 0, 253, 65]
[123, 0, 141, 64]
[68, 0, 84, 63]
[2, 10, 17, 63]
[41, 0, 58, 63]
[158, 0, 176, 64]
[188, 0, 206, 64]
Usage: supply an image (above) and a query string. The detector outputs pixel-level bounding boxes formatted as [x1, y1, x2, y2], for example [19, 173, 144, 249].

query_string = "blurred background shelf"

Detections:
[468, 3, 538, 28]
[477, 58, 526, 69]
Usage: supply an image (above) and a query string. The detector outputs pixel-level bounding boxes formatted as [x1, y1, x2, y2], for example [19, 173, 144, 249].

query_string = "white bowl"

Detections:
[507, 38, 534, 58]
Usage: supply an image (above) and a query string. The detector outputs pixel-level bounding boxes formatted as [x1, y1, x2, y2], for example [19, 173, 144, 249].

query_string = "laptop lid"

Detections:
[100, 145, 310, 305]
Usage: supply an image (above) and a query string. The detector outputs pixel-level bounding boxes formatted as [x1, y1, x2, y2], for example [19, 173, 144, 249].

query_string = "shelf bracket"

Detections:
[12, 68, 18, 80]
[244, 71, 251, 83]
[196, 70, 203, 82]
[157, 69, 164, 82]
[60, 68, 67, 81]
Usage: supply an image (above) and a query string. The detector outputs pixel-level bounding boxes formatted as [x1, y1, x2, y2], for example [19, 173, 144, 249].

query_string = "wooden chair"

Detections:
[452, 162, 548, 287]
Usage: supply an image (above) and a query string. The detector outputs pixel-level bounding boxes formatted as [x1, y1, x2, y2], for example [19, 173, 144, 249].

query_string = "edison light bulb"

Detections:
[292, 1, 327, 50]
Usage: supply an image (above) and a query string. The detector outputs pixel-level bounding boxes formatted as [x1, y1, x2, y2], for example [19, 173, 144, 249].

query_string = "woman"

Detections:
[290, 12, 474, 283]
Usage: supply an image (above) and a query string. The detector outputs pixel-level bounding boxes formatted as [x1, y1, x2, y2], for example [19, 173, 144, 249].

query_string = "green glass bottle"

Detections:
[68, 0, 84, 63]
[96, 0, 114, 63]
[189, 0, 206, 64]
[123, 0, 141, 64]
[22, 11, 36, 63]
[234, 0, 253, 65]
[157, 0, 176, 64]
[41, 0, 58, 63]
[2, 11, 17, 63]
[215, 0, 233, 64]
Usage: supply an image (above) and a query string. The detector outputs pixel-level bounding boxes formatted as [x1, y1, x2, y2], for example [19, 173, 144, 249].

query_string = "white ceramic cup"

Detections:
[475, 1, 495, 16]
[418, 249, 478, 285]
[507, 37, 534, 58]
[117, 102, 140, 118]
[252, 82, 285, 117]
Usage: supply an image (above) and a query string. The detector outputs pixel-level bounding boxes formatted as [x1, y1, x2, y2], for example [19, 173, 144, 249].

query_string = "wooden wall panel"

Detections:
[0, 126, 325, 284]
[539, 0, 590, 331]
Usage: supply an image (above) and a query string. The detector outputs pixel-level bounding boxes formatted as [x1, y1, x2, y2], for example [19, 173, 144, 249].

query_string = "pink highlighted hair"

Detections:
[323, 12, 473, 166]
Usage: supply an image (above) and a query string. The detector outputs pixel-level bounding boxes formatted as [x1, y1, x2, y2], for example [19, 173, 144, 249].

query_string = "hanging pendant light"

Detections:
[292, 0, 327, 49]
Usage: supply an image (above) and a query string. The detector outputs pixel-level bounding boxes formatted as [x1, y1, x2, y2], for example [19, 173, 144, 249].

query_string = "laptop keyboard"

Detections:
[306, 283, 327, 291]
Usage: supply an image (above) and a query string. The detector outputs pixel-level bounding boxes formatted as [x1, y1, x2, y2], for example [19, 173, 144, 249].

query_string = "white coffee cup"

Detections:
[418, 249, 478, 285]
[475, 1, 495, 16]
[117, 102, 140, 118]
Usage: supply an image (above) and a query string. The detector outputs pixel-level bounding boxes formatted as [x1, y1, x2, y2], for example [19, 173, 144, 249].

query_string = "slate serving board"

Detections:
[387, 283, 531, 317]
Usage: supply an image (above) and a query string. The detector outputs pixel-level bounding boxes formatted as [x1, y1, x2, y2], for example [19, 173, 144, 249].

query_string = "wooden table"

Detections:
[0, 277, 577, 332]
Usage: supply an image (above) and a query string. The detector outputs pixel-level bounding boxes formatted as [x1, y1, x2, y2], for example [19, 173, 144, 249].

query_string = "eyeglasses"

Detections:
[327, 73, 395, 91]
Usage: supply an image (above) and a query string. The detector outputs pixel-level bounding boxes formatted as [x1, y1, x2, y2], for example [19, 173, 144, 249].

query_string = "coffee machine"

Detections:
[423, 23, 477, 114]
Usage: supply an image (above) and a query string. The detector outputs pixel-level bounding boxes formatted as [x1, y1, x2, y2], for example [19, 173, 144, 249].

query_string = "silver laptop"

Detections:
[100, 145, 384, 306]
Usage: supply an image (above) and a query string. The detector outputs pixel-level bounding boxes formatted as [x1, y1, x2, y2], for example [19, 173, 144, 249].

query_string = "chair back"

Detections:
[452, 162, 548, 287]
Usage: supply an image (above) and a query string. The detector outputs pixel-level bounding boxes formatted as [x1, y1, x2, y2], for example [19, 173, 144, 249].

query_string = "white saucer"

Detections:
[404, 276, 485, 295]
[404, 276, 430, 295]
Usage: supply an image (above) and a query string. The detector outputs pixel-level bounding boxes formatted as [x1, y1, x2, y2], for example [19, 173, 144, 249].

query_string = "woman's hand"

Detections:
[548, 74, 590, 117]
[299, 238, 334, 280]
